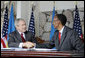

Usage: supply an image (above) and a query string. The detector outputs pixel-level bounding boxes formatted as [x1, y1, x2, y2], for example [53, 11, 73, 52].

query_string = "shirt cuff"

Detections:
[19, 43, 23, 48]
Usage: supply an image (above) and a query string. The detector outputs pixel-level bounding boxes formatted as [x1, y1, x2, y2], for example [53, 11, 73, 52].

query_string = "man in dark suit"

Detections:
[36, 14, 84, 51]
[8, 18, 37, 48]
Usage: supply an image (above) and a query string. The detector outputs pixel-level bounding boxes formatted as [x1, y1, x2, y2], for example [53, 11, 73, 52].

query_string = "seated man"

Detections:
[8, 18, 38, 48]
[35, 14, 84, 51]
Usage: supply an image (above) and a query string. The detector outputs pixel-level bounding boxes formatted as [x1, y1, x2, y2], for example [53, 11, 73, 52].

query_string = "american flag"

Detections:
[28, 7, 35, 36]
[1, 6, 9, 48]
[73, 5, 83, 40]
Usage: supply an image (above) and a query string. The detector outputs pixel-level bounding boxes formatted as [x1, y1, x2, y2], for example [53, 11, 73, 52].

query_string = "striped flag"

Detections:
[1, 6, 9, 48]
[28, 7, 35, 36]
[73, 5, 83, 41]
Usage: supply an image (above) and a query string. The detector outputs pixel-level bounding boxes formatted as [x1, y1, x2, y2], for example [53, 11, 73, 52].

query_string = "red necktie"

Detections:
[59, 32, 61, 44]
[21, 33, 25, 42]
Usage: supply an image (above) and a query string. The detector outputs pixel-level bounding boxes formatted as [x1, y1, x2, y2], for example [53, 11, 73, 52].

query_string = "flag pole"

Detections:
[53, 1, 55, 8]
[75, 1, 78, 5]
[49, 1, 56, 49]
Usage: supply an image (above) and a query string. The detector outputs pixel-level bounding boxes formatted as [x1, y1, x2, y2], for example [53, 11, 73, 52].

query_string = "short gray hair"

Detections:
[15, 18, 25, 26]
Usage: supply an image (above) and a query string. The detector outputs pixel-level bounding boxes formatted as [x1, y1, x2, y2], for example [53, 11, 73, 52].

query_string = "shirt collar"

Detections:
[18, 31, 25, 39]
[18, 31, 24, 35]
[59, 26, 65, 36]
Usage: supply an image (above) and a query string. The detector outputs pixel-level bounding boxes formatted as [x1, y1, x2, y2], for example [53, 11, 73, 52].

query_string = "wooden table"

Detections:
[1, 50, 84, 57]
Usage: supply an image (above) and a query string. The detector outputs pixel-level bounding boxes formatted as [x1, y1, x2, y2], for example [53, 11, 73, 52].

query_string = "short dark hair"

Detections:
[55, 14, 67, 26]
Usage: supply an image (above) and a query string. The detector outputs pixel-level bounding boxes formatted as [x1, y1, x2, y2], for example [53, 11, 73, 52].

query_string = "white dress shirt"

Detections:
[19, 32, 25, 39]
[59, 26, 65, 37]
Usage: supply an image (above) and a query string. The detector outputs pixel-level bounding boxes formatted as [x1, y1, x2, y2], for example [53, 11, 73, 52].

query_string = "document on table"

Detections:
[32, 48, 57, 51]
[1, 48, 57, 51]
[1, 48, 32, 51]
[1, 48, 15, 51]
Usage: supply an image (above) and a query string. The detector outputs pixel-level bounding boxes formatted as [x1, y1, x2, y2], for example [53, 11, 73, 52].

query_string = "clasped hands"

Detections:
[22, 41, 35, 48]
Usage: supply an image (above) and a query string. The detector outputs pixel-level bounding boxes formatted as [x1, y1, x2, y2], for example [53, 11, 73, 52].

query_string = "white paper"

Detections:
[32, 48, 57, 51]
[1, 48, 57, 51]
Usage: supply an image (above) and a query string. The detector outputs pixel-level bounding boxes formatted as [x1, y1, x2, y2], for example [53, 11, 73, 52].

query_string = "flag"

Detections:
[49, 7, 56, 49]
[1, 6, 8, 48]
[50, 7, 56, 40]
[73, 5, 83, 40]
[7, 4, 15, 41]
[28, 7, 35, 36]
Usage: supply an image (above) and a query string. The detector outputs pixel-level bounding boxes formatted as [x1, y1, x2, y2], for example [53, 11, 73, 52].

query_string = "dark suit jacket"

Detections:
[8, 30, 38, 48]
[36, 26, 84, 51]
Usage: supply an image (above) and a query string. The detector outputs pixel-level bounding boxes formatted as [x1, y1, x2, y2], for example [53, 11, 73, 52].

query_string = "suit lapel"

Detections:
[15, 30, 22, 42]
[59, 26, 67, 47]
[24, 32, 28, 41]
[55, 31, 60, 49]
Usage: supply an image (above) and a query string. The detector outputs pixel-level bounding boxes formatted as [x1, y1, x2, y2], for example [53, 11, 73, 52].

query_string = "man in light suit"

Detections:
[8, 18, 37, 48]
[36, 14, 84, 51]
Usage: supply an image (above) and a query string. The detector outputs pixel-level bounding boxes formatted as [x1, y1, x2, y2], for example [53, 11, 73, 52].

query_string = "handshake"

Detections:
[22, 41, 35, 48]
